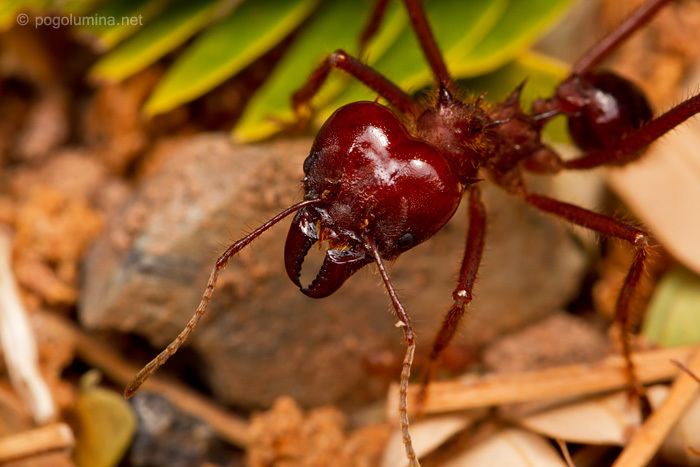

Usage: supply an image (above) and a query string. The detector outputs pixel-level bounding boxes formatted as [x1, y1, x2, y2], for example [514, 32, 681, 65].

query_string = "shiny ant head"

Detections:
[285, 101, 463, 298]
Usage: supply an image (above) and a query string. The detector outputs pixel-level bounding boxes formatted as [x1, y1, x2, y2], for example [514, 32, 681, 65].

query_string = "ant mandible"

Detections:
[126, 0, 700, 465]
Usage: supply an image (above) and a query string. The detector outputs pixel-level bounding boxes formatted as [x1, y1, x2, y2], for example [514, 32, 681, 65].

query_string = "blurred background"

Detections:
[0, 0, 699, 465]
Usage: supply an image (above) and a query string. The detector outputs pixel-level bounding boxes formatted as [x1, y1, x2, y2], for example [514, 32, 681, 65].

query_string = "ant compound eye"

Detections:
[397, 233, 414, 249]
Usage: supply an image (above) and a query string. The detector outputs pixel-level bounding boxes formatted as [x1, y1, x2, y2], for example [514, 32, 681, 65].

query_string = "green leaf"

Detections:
[0, 0, 24, 31]
[77, 0, 168, 50]
[144, 0, 318, 117]
[460, 51, 570, 142]
[317, 0, 507, 123]
[60, 0, 105, 15]
[74, 372, 136, 467]
[233, 0, 406, 143]
[643, 267, 700, 347]
[90, 0, 231, 83]
[452, 0, 572, 77]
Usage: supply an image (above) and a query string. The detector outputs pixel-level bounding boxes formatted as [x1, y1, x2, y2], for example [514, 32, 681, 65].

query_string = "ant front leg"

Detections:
[418, 186, 486, 411]
[523, 193, 651, 409]
[291, 49, 419, 123]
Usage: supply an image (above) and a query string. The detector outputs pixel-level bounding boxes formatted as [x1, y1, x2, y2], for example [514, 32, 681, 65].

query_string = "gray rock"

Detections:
[80, 135, 590, 408]
[130, 393, 240, 467]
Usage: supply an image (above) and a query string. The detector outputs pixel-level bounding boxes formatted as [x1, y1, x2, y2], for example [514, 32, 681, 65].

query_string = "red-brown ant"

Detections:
[126, 0, 700, 465]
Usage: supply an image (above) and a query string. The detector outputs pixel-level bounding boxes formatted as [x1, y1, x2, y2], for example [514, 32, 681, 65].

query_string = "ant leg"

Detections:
[124, 199, 321, 398]
[292, 49, 419, 120]
[563, 93, 700, 169]
[358, 0, 390, 53]
[367, 239, 420, 467]
[572, 0, 672, 75]
[523, 193, 650, 406]
[417, 186, 486, 410]
[402, 0, 456, 95]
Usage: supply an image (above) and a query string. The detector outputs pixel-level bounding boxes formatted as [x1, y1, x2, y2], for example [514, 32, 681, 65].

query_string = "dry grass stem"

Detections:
[37, 311, 251, 447]
[613, 348, 700, 467]
[388, 345, 697, 417]
[0, 422, 74, 463]
[0, 228, 56, 423]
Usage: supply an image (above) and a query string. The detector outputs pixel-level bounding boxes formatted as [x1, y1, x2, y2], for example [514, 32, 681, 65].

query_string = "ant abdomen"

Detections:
[556, 71, 653, 151]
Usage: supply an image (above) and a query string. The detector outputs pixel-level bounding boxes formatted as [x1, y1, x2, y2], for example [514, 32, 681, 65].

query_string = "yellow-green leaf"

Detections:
[144, 0, 318, 117]
[73, 374, 136, 467]
[77, 0, 168, 50]
[90, 0, 233, 83]
[643, 266, 700, 347]
[233, 0, 406, 143]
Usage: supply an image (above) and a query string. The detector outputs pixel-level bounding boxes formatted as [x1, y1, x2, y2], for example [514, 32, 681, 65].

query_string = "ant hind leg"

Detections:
[523, 193, 652, 412]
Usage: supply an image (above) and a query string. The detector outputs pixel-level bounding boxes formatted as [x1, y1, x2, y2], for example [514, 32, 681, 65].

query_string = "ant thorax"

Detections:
[415, 87, 547, 184]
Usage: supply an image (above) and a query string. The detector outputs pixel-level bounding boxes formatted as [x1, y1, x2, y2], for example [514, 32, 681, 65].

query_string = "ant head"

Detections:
[285, 102, 463, 298]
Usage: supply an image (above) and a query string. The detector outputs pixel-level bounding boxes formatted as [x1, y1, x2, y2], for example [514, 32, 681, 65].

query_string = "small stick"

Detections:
[672, 359, 700, 385]
[37, 311, 250, 447]
[613, 348, 700, 467]
[0, 422, 74, 463]
[388, 345, 696, 417]
[557, 439, 576, 467]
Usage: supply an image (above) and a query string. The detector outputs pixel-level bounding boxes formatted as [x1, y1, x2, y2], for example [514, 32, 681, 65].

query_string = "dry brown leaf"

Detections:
[381, 414, 474, 467]
[441, 428, 567, 467]
[515, 390, 643, 445]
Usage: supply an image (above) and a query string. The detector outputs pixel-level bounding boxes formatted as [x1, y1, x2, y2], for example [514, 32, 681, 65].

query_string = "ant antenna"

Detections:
[124, 198, 322, 398]
[367, 239, 420, 467]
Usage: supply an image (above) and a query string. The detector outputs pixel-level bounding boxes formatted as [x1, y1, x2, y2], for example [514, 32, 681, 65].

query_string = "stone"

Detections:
[80, 135, 592, 408]
[129, 393, 239, 467]
[482, 313, 611, 373]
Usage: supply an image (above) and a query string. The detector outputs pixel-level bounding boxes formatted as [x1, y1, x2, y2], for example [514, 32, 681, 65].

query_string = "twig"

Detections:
[0, 228, 56, 423]
[0, 422, 74, 463]
[37, 311, 251, 447]
[613, 348, 700, 467]
[388, 345, 697, 416]
[557, 439, 576, 467]
[672, 359, 700, 384]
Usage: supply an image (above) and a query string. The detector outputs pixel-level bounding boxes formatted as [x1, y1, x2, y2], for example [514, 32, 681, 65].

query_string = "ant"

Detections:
[126, 0, 700, 465]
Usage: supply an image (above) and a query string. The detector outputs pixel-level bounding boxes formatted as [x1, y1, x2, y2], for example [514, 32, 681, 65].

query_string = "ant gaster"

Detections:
[126, 0, 700, 465]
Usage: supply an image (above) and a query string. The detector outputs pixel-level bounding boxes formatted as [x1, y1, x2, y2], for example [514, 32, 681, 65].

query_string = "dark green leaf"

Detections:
[233, 0, 406, 142]
[452, 0, 572, 77]
[318, 0, 508, 121]
[144, 0, 318, 117]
